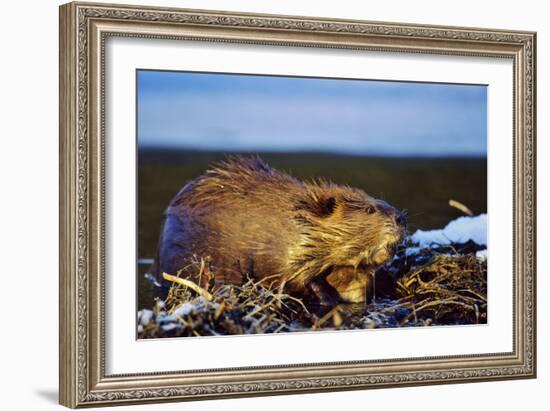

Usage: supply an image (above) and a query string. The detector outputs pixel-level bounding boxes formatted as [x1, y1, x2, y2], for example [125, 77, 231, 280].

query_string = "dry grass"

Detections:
[138, 243, 487, 338]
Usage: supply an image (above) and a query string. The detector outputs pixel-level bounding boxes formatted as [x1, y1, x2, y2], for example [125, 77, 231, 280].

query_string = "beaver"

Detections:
[153, 156, 407, 305]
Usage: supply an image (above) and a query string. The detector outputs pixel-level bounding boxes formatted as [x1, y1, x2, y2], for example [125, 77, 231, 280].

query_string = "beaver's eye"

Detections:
[366, 205, 376, 214]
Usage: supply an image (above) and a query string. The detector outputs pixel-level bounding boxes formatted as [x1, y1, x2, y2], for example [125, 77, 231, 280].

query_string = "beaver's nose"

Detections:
[395, 210, 408, 227]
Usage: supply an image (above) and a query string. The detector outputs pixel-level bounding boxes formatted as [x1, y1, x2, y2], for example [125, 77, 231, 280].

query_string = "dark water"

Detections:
[137, 149, 487, 309]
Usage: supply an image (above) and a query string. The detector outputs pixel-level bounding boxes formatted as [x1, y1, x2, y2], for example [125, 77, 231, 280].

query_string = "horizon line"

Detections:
[138, 146, 488, 159]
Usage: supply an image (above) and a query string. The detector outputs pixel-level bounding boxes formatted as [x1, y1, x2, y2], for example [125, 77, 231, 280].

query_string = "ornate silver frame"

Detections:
[59, 1, 536, 408]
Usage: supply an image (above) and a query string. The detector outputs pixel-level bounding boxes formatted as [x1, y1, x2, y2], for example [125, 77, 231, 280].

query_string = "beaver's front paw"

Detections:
[308, 280, 339, 307]
[325, 267, 373, 304]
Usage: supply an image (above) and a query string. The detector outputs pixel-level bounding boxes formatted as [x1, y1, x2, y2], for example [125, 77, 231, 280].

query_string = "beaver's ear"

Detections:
[320, 196, 337, 216]
[297, 195, 337, 218]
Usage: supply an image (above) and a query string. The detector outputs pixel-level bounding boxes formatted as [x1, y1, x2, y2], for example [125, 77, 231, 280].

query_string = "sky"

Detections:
[137, 70, 487, 157]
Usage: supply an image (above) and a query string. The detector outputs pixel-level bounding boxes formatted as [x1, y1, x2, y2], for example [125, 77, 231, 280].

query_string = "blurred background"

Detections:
[137, 70, 487, 307]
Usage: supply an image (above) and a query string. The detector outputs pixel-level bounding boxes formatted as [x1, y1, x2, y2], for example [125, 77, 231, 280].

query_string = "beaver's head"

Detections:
[289, 183, 407, 292]
[333, 189, 407, 269]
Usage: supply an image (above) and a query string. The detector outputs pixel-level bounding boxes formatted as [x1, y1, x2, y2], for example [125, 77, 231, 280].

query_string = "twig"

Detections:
[162, 272, 214, 301]
[449, 199, 474, 216]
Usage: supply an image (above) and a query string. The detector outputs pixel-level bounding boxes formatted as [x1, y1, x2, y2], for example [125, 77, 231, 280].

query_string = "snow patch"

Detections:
[172, 302, 201, 318]
[410, 214, 487, 247]
[405, 247, 421, 256]
[160, 323, 182, 332]
[476, 249, 488, 261]
[137, 309, 154, 326]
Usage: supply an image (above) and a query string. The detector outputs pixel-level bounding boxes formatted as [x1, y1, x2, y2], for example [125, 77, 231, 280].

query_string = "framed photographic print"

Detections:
[59, 1, 537, 408]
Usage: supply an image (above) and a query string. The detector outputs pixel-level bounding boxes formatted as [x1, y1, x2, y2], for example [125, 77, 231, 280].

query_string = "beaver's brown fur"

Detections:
[154, 156, 407, 304]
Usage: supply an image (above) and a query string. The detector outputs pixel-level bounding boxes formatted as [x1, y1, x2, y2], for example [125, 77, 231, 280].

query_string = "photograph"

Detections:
[57, 2, 536, 406]
[136, 70, 488, 338]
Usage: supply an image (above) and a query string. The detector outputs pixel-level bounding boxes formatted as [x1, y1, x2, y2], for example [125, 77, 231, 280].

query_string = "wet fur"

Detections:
[154, 156, 406, 302]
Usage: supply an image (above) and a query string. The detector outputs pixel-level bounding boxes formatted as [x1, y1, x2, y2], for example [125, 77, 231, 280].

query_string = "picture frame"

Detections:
[59, 1, 536, 408]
